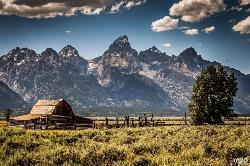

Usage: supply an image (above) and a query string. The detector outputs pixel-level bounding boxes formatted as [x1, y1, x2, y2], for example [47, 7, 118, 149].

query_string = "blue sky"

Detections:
[0, 0, 249, 73]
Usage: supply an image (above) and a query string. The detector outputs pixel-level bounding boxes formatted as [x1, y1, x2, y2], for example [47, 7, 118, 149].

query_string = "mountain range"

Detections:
[0, 35, 249, 115]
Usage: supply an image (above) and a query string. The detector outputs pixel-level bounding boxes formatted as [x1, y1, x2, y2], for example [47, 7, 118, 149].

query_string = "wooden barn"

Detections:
[10, 99, 93, 129]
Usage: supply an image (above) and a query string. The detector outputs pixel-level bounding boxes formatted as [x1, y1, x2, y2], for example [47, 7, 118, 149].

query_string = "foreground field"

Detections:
[0, 126, 250, 166]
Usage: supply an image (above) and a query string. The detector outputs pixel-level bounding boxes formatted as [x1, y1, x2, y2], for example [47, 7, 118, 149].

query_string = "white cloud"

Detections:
[178, 26, 189, 30]
[230, 6, 243, 12]
[65, 30, 71, 33]
[110, 1, 124, 13]
[0, 0, 146, 18]
[163, 43, 171, 48]
[79, 6, 106, 15]
[125, 0, 145, 9]
[169, 0, 226, 22]
[240, 0, 250, 6]
[202, 26, 215, 33]
[183, 29, 199, 35]
[232, 16, 250, 34]
[198, 43, 202, 46]
[110, 0, 146, 13]
[151, 16, 179, 32]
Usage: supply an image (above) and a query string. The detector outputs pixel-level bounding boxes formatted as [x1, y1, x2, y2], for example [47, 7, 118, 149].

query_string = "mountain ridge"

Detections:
[0, 35, 249, 115]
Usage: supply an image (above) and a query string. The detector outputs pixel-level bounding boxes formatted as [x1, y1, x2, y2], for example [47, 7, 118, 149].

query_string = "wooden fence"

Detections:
[3, 116, 250, 129]
[89, 116, 250, 128]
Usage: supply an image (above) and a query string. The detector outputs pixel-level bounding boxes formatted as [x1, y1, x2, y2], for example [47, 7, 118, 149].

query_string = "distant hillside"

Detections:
[0, 81, 26, 111]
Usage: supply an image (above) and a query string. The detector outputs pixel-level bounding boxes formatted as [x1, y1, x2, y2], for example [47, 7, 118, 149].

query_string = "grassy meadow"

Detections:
[0, 125, 250, 166]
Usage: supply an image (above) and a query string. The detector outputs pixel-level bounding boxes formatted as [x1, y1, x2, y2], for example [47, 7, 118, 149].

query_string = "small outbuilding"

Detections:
[11, 99, 93, 129]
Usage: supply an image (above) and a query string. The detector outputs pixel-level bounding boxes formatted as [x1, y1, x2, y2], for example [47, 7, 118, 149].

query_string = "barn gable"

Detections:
[30, 99, 74, 116]
[12, 99, 74, 121]
[30, 99, 62, 115]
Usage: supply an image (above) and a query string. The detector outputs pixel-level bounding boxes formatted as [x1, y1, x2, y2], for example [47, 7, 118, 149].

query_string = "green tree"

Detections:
[3, 109, 13, 122]
[189, 65, 238, 124]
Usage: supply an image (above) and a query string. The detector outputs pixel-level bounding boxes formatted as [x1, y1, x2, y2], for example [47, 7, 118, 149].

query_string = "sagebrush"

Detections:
[0, 126, 249, 166]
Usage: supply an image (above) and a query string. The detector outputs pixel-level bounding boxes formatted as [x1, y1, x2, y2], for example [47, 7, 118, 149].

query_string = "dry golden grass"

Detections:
[0, 121, 7, 128]
[0, 125, 250, 166]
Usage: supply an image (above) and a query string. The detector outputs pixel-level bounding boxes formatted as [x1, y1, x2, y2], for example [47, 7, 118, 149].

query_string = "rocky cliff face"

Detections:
[0, 81, 26, 110]
[0, 35, 249, 114]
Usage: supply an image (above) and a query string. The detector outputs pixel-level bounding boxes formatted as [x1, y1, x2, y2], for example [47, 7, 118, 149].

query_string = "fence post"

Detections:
[24, 121, 27, 129]
[184, 112, 187, 125]
[145, 117, 147, 126]
[105, 117, 108, 127]
[116, 117, 119, 127]
[132, 119, 134, 127]
[40, 114, 42, 129]
[139, 117, 142, 127]
[126, 116, 130, 127]
[45, 115, 48, 130]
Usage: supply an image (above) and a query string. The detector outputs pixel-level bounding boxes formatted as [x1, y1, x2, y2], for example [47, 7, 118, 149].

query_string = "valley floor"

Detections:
[0, 126, 249, 166]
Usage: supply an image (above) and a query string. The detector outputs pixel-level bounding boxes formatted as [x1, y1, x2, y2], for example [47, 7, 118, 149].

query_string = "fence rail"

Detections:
[2, 116, 250, 129]
[90, 116, 250, 128]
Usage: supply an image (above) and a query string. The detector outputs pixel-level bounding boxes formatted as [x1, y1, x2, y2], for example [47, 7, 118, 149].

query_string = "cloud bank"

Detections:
[240, 0, 250, 6]
[151, 16, 179, 32]
[0, 0, 146, 18]
[169, 0, 226, 22]
[233, 16, 250, 34]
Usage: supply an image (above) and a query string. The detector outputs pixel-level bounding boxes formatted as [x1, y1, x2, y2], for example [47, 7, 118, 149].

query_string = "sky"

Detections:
[0, 0, 249, 74]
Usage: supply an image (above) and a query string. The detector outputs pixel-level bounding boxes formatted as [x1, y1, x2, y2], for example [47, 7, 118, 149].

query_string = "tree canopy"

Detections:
[189, 65, 238, 124]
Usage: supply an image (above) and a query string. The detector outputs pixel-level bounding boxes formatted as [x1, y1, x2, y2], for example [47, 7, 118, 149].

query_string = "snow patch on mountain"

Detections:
[139, 62, 159, 79]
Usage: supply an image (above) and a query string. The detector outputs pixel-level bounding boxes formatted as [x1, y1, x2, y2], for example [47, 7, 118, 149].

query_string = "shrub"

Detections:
[133, 156, 152, 166]
[225, 146, 249, 164]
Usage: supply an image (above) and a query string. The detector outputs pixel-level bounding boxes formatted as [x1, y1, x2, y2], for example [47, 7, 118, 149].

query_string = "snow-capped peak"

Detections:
[1, 47, 37, 63]
[59, 45, 79, 57]
[115, 35, 128, 43]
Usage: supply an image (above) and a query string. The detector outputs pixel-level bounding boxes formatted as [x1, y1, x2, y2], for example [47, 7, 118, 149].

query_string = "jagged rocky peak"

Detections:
[109, 35, 132, 52]
[0, 47, 37, 63]
[115, 35, 129, 43]
[41, 48, 59, 57]
[101, 35, 138, 60]
[176, 47, 205, 71]
[139, 46, 170, 64]
[181, 47, 197, 54]
[9, 47, 21, 54]
[59, 45, 88, 73]
[39, 48, 60, 65]
[148, 46, 162, 53]
[59, 45, 79, 57]
[7, 47, 36, 55]
[178, 47, 202, 61]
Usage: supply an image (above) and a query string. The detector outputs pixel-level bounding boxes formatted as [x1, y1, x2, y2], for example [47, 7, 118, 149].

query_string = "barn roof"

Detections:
[11, 114, 40, 121]
[34, 99, 64, 106]
[11, 99, 74, 121]
[30, 99, 64, 115]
